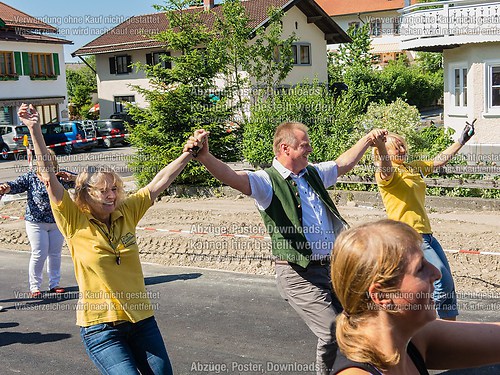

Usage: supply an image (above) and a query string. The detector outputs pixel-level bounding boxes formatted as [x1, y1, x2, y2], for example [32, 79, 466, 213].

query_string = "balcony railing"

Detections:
[400, 0, 500, 50]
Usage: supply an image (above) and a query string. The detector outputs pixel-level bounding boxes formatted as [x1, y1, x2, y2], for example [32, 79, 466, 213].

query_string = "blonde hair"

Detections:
[273, 122, 309, 156]
[331, 219, 422, 370]
[74, 166, 125, 212]
[372, 132, 408, 167]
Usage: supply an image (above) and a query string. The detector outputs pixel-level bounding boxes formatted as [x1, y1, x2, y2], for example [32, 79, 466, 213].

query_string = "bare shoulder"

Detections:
[337, 368, 373, 375]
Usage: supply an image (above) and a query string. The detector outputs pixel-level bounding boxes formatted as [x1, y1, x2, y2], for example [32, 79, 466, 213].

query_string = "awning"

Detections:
[0, 97, 66, 107]
[370, 42, 402, 54]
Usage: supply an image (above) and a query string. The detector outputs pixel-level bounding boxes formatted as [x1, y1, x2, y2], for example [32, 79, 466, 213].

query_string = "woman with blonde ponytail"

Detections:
[330, 220, 500, 374]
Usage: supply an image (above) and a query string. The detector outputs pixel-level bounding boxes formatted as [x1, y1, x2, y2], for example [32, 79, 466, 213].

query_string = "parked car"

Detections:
[41, 121, 98, 154]
[110, 112, 135, 125]
[94, 119, 129, 148]
[0, 135, 9, 161]
[0, 124, 31, 160]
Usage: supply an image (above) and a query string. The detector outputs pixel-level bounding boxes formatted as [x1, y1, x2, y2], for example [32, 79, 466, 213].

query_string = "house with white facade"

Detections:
[72, 0, 350, 119]
[0, 2, 71, 125]
[316, 0, 418, 66]
[400, 0, 500, 159]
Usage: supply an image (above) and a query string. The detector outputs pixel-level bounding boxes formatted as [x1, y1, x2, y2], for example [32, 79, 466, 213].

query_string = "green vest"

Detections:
[259, 165, 349, 268]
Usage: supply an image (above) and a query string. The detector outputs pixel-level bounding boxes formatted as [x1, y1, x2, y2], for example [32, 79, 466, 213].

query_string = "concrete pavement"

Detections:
[1, 249, 499, 374]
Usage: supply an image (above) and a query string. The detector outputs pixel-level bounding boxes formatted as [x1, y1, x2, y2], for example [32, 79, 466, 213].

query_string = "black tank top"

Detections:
[331, 341, 429, 375]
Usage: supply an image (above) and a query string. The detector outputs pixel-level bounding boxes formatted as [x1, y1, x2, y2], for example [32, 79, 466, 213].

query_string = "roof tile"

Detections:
[74, 0, 348, 56]
[0, 1, 58, 32]
[316, 0, 418, 16]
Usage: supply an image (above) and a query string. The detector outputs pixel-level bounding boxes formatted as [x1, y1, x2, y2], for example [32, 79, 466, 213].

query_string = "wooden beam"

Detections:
[325, 33, 341, 40]
[307, 16, 323, 23]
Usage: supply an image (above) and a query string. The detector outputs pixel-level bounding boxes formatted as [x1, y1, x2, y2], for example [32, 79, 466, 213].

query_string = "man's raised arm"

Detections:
[184, 130, 251, 196]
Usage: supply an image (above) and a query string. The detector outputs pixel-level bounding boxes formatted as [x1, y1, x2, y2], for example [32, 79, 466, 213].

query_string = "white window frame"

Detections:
[449, 62, 468, 116]
[115, 55, 130, 75]
[292, 43, 311, 66]
[370, 19, 382, 37]
[114, 96, 135, 113]
[484, 60, 500, 116]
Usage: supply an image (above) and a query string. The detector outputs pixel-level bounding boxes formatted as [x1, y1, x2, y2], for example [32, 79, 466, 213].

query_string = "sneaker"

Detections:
[49, 287, 65, 294]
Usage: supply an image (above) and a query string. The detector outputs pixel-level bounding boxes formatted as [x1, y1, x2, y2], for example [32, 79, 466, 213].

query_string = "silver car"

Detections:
[0, 124, 31, 160]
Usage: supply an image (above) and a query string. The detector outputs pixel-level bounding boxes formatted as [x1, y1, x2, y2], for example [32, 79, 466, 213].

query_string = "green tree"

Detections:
[328, 24, 372, 82]
[128, 0, 237, 187]
[66, 56, 97, 119]
[378, 57, 443, 108]
[328, 23, 443, 110]
[246, 7, 297, 97]
[243, 80, 369, 166]
[359, 98, 452, 160]
[213, 0, 253, 122]
[415, 52, 443, 74]
[128, 0, 299, 187]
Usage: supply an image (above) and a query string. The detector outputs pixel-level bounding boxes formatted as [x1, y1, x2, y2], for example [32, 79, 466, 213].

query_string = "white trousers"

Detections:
[25, 221, 65, 292]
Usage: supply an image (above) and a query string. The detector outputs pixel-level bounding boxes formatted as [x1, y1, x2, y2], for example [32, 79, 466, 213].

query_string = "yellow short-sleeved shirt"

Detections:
[51, 188, 154, 327]
[375, 160, 434, 234]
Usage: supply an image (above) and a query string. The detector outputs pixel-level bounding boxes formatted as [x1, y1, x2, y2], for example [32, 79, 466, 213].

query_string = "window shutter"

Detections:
[126, 55, 132, 73]
[53, 53, 60, 75]
[146, 53, 152, 66]
[109, 57, 116, 74]
[22, 52, 31, 75]
[14, 52, 22, 75]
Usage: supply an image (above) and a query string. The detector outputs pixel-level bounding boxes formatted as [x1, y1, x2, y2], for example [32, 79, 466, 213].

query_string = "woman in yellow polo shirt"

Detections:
[19, 103, 202, 375]
[372, 123, 475, 321]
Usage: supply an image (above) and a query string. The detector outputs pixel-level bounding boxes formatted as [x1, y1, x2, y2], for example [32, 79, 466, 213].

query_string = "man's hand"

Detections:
[459, 119, 476, 145]
[18, 103, 40, 129]
[184, 129, 210, 158]
[0, 183, 11, 195]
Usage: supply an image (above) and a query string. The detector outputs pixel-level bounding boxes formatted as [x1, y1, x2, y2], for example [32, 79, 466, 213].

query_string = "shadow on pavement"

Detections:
[0, 322, 19, 329]
[145, 273, 202, 285]
[0, 286, 80, 304]
[0, 286, 80, 311]
[0, 331, 72, 347]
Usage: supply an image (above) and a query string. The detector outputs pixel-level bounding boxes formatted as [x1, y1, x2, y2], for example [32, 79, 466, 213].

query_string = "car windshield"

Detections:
[97, 121, 124, 129]
[16, 126, 30, 135]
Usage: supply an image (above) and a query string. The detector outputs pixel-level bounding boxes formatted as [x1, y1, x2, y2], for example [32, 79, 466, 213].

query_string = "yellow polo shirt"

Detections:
[51, 188, 154, 327]
[375, 160, 434, 234]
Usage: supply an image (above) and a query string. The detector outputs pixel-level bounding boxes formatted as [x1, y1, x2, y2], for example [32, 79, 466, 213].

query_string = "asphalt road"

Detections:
[1, 249, 500, 375]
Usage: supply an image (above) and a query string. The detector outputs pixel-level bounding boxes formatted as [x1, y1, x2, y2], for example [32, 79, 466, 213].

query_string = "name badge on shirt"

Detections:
[120, 232, 136, 247]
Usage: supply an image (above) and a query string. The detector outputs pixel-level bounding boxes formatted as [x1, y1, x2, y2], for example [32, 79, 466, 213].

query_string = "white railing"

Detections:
[400, 0, 500, 42]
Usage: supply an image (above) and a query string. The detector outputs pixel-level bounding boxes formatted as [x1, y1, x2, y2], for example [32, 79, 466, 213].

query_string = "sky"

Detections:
[5, 0, 170, 62]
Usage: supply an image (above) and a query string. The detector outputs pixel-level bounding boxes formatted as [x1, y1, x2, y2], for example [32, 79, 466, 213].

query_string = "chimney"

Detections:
[204, 0, 215, 10]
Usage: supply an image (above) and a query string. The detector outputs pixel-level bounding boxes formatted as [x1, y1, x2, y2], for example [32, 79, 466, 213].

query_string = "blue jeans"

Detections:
[80, 316, 173, 375]
[422, 234, 459, 319]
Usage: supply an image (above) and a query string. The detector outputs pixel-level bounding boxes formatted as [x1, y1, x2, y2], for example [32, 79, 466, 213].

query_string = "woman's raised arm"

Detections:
[18, 104, 64, 203]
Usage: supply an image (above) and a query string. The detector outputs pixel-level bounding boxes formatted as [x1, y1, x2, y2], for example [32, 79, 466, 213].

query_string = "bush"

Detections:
[128, 87, 241, 187]
[243, 81, 368, 167]
[358, 98, 453, 161]
[335, 59, 443, 111]
[378, 59, 443, 108]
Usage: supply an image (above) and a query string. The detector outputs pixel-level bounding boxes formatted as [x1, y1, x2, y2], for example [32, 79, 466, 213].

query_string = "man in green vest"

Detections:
[185, 122, 387, 374]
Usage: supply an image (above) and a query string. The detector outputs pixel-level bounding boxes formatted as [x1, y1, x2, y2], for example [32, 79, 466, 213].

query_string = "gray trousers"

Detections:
[275, 263, 342, 375]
